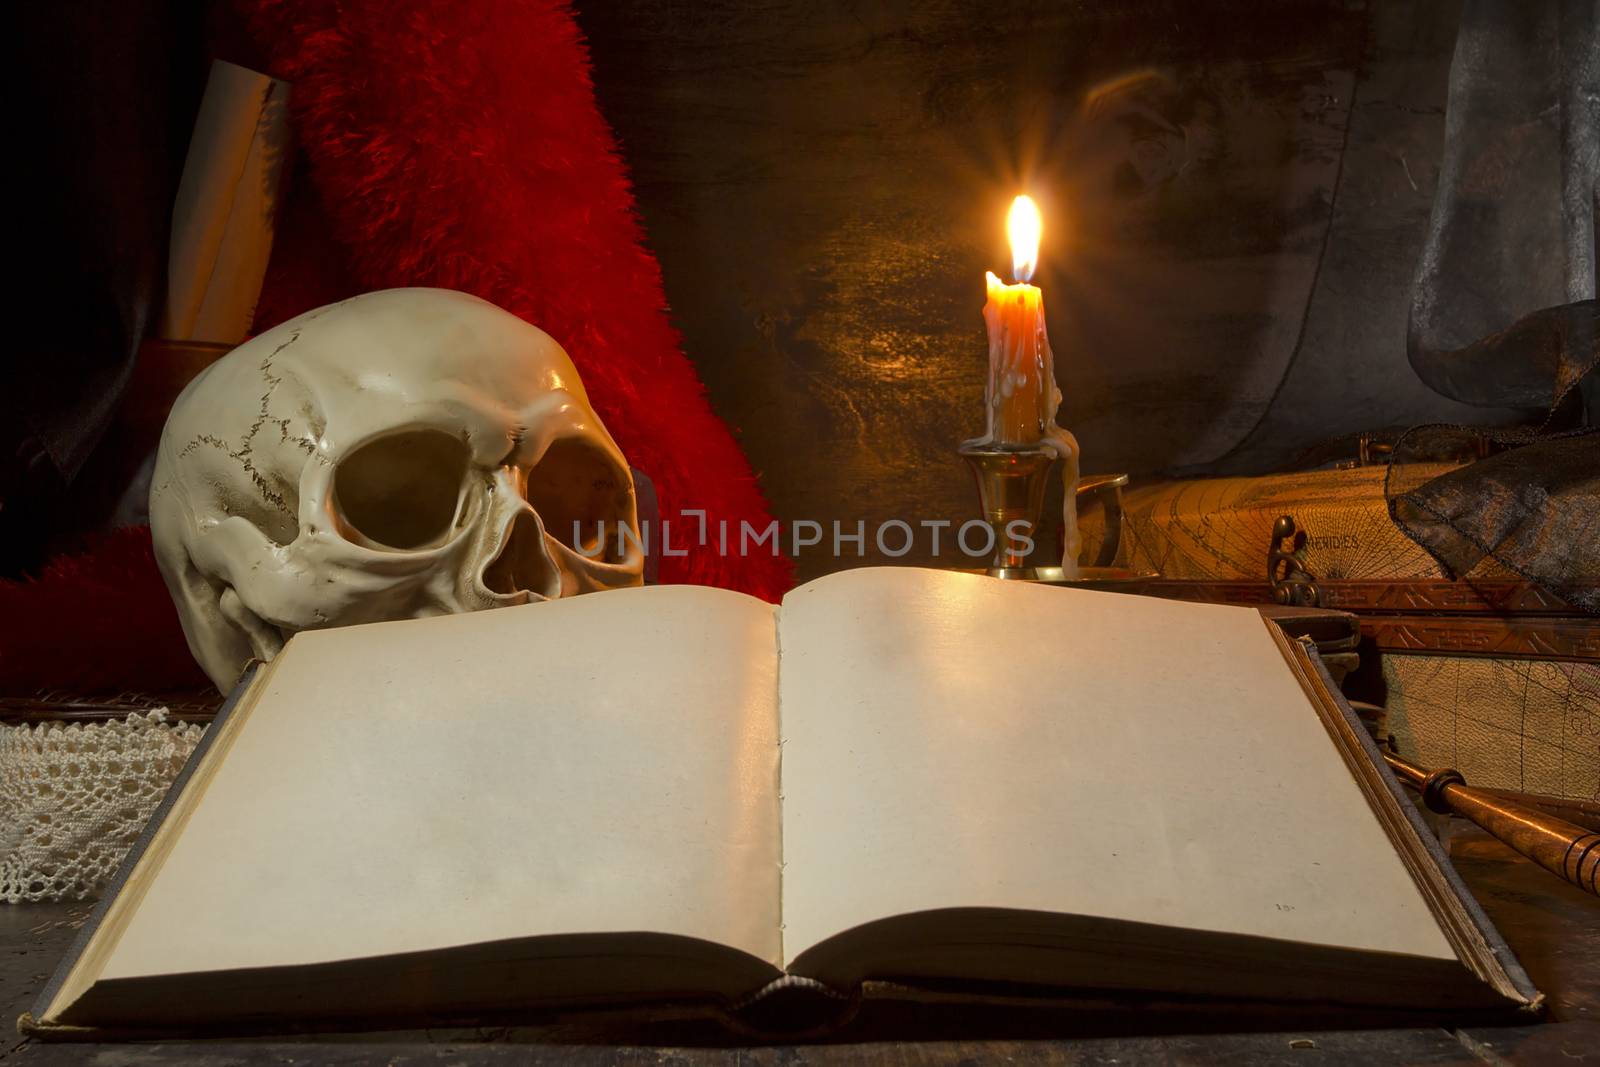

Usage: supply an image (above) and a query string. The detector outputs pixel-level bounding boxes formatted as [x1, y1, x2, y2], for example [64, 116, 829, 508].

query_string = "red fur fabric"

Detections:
[239, 0, 791, 600]
[0, 0, 791, 693]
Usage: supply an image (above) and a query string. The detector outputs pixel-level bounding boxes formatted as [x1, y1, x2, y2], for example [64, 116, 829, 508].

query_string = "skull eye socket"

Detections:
[332, 429, 470, 551]
[527, 437, 633, 562]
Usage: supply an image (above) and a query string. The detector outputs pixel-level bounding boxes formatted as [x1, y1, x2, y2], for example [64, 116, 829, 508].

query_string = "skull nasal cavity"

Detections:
[482, 511, 561, 598]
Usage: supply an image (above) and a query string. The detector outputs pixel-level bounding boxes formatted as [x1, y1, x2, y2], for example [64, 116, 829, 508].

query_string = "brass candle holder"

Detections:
[957, 439, 1059, 578]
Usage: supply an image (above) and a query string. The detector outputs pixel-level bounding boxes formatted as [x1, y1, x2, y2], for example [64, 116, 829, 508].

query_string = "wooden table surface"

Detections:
[2, 820, 1595, 1066]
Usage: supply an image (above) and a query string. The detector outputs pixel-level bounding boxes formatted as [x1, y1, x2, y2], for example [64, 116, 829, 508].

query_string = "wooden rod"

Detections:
[1383, 750, 1598, 897]
[1480, 788, 1600, 833]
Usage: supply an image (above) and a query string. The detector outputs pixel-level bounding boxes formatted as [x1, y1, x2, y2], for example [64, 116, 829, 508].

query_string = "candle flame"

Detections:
[1007, 194, 1041, 283]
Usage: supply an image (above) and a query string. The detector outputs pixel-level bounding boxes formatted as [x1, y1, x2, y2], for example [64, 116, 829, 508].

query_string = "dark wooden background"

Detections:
[576, 0, 1523, 580]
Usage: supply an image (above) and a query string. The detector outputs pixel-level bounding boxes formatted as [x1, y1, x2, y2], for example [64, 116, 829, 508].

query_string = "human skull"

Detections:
[150, 288, 643, 692]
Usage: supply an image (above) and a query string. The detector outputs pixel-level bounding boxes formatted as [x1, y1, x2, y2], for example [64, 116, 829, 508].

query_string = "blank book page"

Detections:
[777, 567, 1455, 966]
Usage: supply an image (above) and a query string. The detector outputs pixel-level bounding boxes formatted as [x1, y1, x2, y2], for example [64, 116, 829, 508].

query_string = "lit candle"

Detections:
[982, 196, 1056, 444]
[980, 194, 1082, 576]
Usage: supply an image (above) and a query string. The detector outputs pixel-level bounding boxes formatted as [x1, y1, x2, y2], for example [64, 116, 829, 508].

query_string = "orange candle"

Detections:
[982, 196, 1059, 444]
[978, 194, 1082, 576]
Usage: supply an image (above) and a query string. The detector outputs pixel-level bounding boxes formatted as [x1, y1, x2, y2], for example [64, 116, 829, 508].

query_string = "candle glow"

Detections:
[1007, 195, 1042, 283]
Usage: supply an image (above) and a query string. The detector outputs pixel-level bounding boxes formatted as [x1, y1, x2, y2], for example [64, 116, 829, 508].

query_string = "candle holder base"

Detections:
[958, 439, 1058, 576]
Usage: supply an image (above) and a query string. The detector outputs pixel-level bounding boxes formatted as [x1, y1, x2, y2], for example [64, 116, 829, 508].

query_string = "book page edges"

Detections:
[773, 601, 787, 970]
[31, 659, 276, 1028]
[1263, 622, 1540, 1013]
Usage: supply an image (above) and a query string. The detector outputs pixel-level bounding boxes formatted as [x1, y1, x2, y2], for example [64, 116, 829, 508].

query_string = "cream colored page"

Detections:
[777, 567, 1455, 965]
[102, 585, 782, 980]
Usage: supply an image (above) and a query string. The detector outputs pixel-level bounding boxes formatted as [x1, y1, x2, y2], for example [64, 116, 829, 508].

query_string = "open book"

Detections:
[27, 568, 1537, 1038]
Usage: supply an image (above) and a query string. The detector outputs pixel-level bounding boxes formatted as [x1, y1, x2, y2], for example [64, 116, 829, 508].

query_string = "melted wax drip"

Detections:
[980, 272, 1081, 577]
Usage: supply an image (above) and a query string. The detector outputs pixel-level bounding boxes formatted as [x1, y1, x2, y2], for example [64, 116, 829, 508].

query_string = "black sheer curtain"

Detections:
[1392, 0, 1598, 611]
[4, 0, 204, 576]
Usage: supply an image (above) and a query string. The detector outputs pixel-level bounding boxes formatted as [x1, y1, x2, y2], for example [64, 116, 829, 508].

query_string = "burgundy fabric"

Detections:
[0, 527, 209, 691]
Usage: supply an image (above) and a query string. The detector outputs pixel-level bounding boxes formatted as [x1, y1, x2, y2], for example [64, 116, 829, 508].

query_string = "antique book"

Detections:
[25, 568, 1538, 1038]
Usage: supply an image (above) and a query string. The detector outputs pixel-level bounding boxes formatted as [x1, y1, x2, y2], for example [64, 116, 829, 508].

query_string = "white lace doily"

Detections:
[1, 711, 205, 903]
